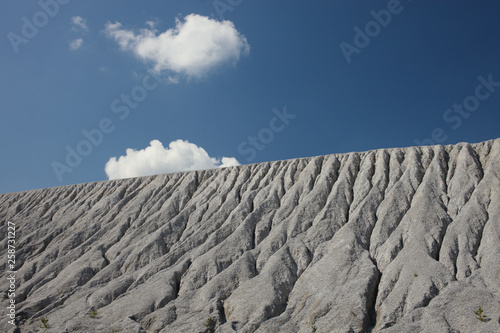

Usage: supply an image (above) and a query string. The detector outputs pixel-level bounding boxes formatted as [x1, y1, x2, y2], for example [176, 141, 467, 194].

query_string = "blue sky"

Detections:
[1, 0, 500, 194]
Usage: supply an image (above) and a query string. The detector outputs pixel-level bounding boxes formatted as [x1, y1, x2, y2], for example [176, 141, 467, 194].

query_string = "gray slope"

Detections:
[1, 139, 500, 333]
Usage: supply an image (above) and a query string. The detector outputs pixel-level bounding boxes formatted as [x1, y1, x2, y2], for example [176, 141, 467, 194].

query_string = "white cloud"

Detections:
[145, 20, 157, 30]
[105, 139, 240, 180]
[69, 16, 89, 50]
[72, 16, 89, 32]
[69, 38, 83, 50]
[104, 14, 250, 78]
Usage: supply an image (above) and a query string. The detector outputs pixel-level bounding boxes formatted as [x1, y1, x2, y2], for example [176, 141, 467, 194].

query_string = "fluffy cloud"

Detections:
[71, 16, 89, 32]
[104, 14, 250, 78]
[69, 38, 83, 50]
[69, 16, 89, 50]
[105, 139, 240, 180]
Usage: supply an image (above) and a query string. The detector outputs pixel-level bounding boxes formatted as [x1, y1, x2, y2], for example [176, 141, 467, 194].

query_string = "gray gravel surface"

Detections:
[1, 139, 499, 332]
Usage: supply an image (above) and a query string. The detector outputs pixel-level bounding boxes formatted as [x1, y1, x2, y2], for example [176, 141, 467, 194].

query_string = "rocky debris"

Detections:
[1, 139, 499, 332]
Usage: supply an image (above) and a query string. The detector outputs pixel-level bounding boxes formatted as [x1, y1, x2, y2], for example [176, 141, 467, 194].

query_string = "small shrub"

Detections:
[311, 322, 318, 332]
[40, 317, 49, 328]
[413, 273, 418, 277]
[474, 307, 488, 322]
[89, 308, 98, 318]
[204, 316, 215, 333]
[57, 289, 64, 297]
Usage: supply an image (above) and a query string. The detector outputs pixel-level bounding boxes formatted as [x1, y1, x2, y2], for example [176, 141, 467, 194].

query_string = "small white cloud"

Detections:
[104, 14, 250, 79]
[69, 38, 83, 50]
[72, 16, 89, 32]
[105, 139, 240, 180]
[145, 20, 157, 30]
[69, 16, 89, 50]
[167, 75, 180, 84]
